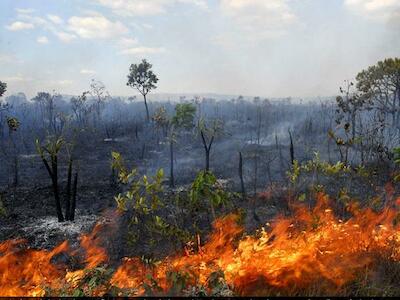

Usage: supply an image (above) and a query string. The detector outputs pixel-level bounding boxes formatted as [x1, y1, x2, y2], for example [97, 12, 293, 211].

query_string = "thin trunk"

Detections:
[289, 129, 294, 166]
[141, 143, 146, 159]
[209, 200, 216, 221]
[143, 94, 150, 122]
[65, 158, 72, 220]
[254, 154, 258, 195]
[351, 111, 356, 140]
[201, 130, 213, 172]
[327, 136, 332, 164]
[275, 134, 284, 175]
[11, 137, 18, 187]
[205, 150, 210, 172]
[135, 125, 139, 140]
[239, 151, 245, 199]
[13, 155, 18, 187]
[51, 156, 64, 222]
[170, 140, 174, 187]
[70, 172, 78, 221]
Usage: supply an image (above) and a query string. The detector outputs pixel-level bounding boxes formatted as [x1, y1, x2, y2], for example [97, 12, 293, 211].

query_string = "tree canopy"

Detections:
[0, 81, 6, 98]
[172, 103, 196, 130]
[127, 59, 158, 96]
[127, 59, 159, 122]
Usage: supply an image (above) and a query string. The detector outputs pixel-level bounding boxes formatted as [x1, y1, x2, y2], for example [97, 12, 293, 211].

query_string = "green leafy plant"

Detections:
[190, 170, 231, 222]
[111, 151, 191, 246]
[69, 267, 114, 297]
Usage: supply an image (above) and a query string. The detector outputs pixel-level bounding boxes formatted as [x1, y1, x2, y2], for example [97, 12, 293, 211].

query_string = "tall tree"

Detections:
[171, 103, 196, 185]
[155, 103, 197, 187]
[70, 91, 91, 127]
[127, 59, 159, 122]
[172, 103, 197, 130]
[32, 92, 60, 133]
[90, 79, 108, 127]
[198, 118, 223, 172]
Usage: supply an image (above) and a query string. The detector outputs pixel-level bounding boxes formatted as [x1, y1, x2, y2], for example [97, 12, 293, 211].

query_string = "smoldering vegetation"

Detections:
[0, 94, 331, 188]
[1, 58, 400, 297]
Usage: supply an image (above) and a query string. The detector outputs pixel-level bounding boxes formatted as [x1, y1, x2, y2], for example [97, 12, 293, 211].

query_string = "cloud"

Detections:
[80, 69, 96, 75]
[119, 46, 166, 55]
[94, 0, 207, 16]
[53, 31, 77, 43]
[14, 10, 126, 42]
[219, 0, 296, 40]
[0, 54, 24, 64]
[344, 0, 400, 21]
[37, 36, 49, 44]
[55, 80, 73, 86]
[0, 54, 14, 63]
[47, 14, 63, 24]
[2, 75, 33, 82]
[5, 21, 35, 31]
[15, 8, 35, 14]
[68, 14, 129, 39]
[118, 37, 138, 47]
[178, 0, 208, 10]
[14, 13, 75, 42]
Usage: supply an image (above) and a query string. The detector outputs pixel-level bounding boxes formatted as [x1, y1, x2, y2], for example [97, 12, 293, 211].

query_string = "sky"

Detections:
[0, 0, 399, 99]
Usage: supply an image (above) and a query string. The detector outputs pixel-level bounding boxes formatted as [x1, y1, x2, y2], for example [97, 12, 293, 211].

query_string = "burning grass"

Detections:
[2, 193, 400, 296]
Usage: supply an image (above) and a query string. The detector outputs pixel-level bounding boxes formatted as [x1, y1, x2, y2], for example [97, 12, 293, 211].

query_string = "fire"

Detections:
[110, 193, 400, 295]
[0, 239, 68, 296]
[0, 223, 108, 296]
[2, 192, 400, 296]
[77, 223, 108, 269]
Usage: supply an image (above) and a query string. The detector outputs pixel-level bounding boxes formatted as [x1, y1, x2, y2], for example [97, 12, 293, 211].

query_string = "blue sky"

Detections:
[0, 0, 399, 99]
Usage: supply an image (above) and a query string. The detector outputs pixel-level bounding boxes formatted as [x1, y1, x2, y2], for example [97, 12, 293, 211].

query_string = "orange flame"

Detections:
[2, 193, 400, 296]
[0, 239, 68, 296]
[0, 222, 109, 296]
[110, 194, 400, 295]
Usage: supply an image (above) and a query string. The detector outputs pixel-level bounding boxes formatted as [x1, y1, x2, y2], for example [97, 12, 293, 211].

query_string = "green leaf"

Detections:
[298, 193, 306, 202]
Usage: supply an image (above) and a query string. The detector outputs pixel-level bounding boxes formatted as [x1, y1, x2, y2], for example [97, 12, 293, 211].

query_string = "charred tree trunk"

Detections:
[141, 143, 146, 159]
[201, 130, 214, 172]
[288, 129, 294, 166]
[351, 110, 356, 141]
[70, 172, 78, 221]
[170, 140, 174, 188]
[42, 155, 64, 222]
[8, 129, 18, 188]
[275, 133, 284, 177]
[239, 151, 246, 199]
[135, 124, 139, 140]
[52, 156, 64, 222]
[205, 150, 210, 171]
[12, 153, 18, 188]
[143, 94, 150, 122]
[65, 158, 72, 220]
[253, 153, 258, 195]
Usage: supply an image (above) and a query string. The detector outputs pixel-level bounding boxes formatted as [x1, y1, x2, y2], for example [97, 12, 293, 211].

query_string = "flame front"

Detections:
[2, 193, 400, 296]
[111, 194, 400, 295]
[0, 224, 107, 296]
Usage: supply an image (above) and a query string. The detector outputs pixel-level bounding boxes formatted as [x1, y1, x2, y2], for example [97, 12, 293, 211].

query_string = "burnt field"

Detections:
[1, 57, 400, 296]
